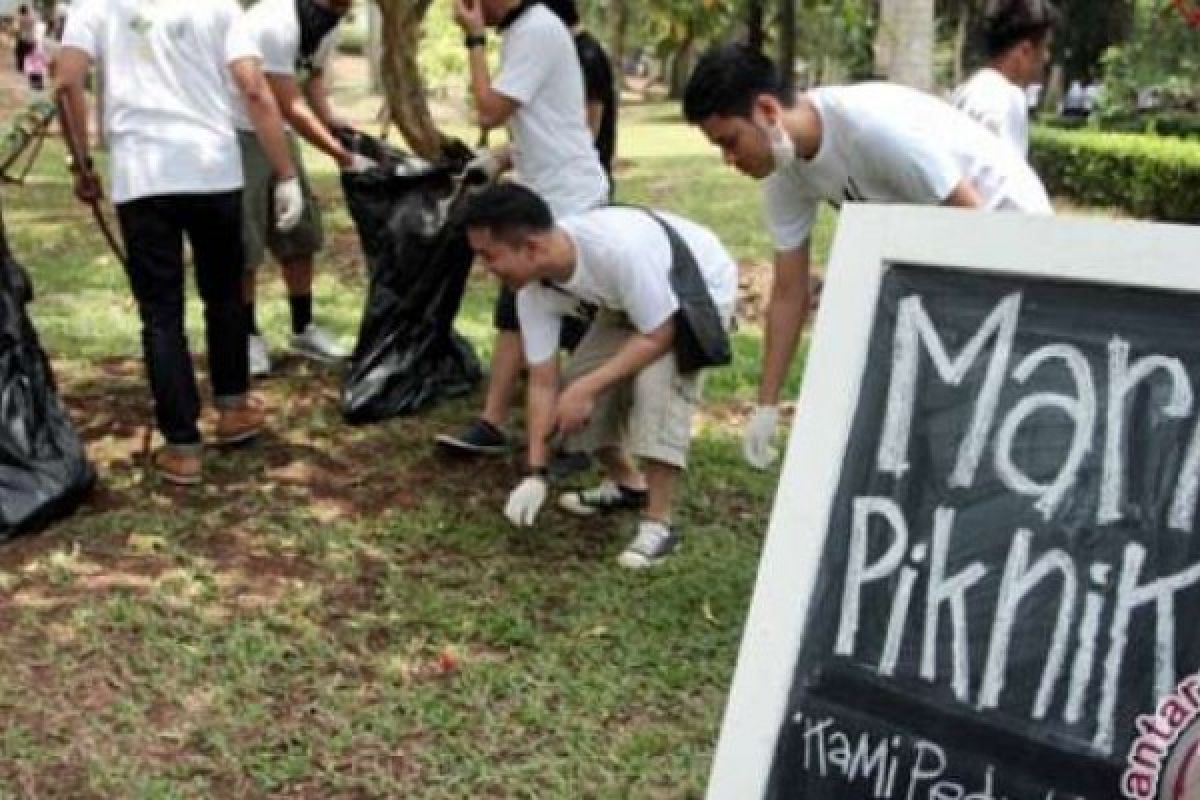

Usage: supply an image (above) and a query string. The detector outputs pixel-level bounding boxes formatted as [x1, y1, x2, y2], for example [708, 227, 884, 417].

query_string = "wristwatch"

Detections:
[66, 155, 93, 173]
[528, 466, 549, 480]
[464, 32, 486, 48]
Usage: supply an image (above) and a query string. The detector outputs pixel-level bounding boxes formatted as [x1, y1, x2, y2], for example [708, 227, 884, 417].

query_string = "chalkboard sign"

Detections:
[708, 206, 1200, 800]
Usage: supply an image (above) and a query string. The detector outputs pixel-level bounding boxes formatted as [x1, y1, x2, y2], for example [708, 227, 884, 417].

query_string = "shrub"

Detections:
[1030, 126, 1200, 223]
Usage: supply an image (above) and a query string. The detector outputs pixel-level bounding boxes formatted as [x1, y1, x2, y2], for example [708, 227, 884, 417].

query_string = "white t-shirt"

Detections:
[232, 0, 339, 131]
[517, 208, 738, 366]
[494, 4, 609, 217]
[764, 82, 1052, 251]
[951, 67, 1030, 156]
[62, 0, 258, 203]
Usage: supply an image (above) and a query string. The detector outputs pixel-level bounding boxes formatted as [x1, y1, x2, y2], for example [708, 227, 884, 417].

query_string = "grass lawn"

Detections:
[0, 97, 833, 799]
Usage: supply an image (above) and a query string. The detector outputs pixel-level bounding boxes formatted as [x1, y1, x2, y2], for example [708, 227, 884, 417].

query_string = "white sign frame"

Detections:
[706, 203, 1200, 799]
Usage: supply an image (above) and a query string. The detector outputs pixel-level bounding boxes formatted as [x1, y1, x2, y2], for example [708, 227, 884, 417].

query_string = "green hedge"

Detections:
[1036, 112, 1200, 140]
[1030, 126, 1200, 222]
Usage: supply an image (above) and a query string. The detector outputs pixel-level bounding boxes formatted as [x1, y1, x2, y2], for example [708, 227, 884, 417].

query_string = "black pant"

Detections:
[115, 191, 248, 446]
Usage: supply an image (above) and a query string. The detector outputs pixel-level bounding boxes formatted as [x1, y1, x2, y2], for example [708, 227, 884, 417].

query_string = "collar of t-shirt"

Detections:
[784, 91, 837, 182]
[498, 0, 539, 31]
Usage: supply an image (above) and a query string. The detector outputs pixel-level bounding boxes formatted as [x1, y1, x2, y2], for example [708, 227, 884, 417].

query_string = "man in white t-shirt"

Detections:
[682, 43, 1052, 470]
[57, 0, 302, 485]
[235, 0, 371, 378]
[461, 184, 736, 569]
[952, 0, 1059, 156]
[438, 0, 609, 457]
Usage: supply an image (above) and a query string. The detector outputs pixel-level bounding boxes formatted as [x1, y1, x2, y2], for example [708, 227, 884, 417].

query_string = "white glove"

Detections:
[504, 475, 548, 527]
[273, 176, 305, 232]
[743, 405, 780, 470]
[342, 152, 377, 174]
[465, 147, 502, 182]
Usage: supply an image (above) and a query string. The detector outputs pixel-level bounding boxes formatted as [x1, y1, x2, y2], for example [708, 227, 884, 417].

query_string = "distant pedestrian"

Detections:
[14, 4, 35, 72]
[952, 0, 1060, 157]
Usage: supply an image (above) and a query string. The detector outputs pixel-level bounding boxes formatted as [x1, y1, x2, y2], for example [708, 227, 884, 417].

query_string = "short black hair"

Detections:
[983, 0, 1060, 59]
[539, 0, 579, 28]
[683, 42, 790, 124]
[461, 184, 555, 245]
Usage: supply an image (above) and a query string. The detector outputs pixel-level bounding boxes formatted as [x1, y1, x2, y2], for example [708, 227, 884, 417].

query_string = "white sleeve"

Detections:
[60, 0, 102, 58]
[517, 286, 564, 366]
[222, 3, 260, 66]
[615, 237, 679, 334]
[764, 174, 818, 252]
[255, 17, 297, 74]
[493, 23, 549, 105]
[860, 123, 962, 205]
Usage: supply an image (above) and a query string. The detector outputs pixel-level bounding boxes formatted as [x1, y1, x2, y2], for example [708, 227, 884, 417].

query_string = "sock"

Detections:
[246, 302, 259, 335]
[289, 294, 313, 335]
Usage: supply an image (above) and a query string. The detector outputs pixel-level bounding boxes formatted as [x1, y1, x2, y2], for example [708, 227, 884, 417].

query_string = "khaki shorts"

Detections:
[237, 130, 324, 270]
[561, 310, 703, 470]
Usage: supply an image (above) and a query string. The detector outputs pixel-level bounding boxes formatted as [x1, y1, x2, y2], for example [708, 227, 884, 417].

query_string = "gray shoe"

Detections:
[290, 323, 347, 363]
[248, 334, 271, 378]
[618, 518, 679, 569]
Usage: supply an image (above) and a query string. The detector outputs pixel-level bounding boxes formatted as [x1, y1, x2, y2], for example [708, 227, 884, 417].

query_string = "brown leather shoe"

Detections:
[153, 447, 202, 486]
[215, 396, 265, 445]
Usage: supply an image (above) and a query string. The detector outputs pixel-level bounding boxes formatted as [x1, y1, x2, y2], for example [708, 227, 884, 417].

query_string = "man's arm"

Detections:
[465, 40, 519, 129]
[453, 0, 518, 130]
[585, 99, 603, 139]
[228, 57, 295, 180]
[303, 68, 342, 131]
[759, 243, 811, 405]
[54, 47, 90, 159]
[943, 179, 985, 208]
[526, 359, 560, 470]
[557, 318, 675, 433]
[267, 71, 352, 168]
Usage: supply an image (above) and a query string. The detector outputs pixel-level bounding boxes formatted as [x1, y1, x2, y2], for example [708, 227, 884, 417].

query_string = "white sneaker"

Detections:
[248, 334, 271, 378]
[289, 323, 347, 363]
[617, 518, 679, 569]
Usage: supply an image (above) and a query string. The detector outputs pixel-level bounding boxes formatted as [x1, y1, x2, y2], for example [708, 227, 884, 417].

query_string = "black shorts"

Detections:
[493, 286, 595, 353]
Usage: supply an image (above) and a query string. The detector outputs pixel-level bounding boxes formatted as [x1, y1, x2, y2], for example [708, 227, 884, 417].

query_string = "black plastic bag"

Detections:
[0, 200, 95, 541]
[337, 131, 483, 424]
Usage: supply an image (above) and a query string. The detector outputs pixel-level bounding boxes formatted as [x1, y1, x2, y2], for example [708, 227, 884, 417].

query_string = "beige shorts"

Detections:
[237, 130, 324, 270]
[560, 311, 704, 469]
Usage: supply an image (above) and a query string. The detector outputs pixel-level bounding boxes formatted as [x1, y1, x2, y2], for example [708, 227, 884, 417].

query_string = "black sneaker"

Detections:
[547, 450, 592, 481]
[618, 518, 679, 569]
[558, 480, 647, 517]
[435, 418, 510, 455]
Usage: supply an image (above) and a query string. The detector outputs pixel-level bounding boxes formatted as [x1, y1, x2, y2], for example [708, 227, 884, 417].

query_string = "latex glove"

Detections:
[341, 152, 377, 174]
[465, 147, 503, 183]
[504, 475, 548, 527]
[273, 176, 304, 232]
[743, 404, 780, 470]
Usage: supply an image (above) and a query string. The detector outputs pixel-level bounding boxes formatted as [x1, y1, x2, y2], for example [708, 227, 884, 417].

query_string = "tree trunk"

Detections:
[779, 0, 795, 92]
[746, 0, 766, 50]
[874, 0, 934, 90]
[668, 29, 696, 100]
[375, 0, 449, 160]
[367, 2, 383, 94]
[608, 0, 628, 87]
[952, 1, 970, 86]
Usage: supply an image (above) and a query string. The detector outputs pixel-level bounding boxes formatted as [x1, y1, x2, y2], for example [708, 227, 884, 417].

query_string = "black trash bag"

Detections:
[337, 130, 484, 424]
[0, 202, 94, 542]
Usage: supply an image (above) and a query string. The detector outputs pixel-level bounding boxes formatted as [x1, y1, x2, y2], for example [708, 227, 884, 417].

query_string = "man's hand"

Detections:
[453, 0, 485, 34]
[341, 152, 377, 174]
[743, 404, 780, 469]
[505, 475, 548, 527]
[556, 384, 594, 435]
[72, 167, 102, 204]
[273, 176, 304, 232]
